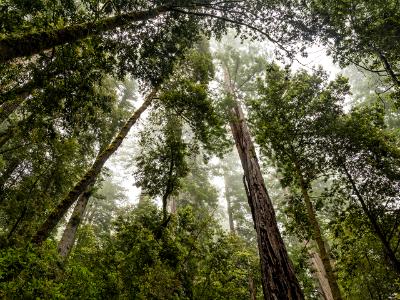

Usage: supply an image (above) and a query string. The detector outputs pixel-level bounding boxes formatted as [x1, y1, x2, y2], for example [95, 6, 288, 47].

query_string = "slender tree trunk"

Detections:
[377, 51, 400, 88]
[294, 163, 342, 300]
[0, 7, 170, 63]
[58, 188, 92, 259]
[248, 273, 257, 300]
[7, 206, 28, 241]
[169, 196, 177, 214]
[224, 172, 235, 234]
[229, 101, 304, 299]
[32, 89, 157, 245]
[309, 249, 334, 300]
[342, 163, 400, 274]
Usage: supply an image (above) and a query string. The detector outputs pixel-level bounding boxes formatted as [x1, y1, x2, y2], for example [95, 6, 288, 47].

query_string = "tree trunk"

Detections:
[32, 89, 157, 245]
[0, 96, 27, 125]
[169, 196, 177, 214]
[342, 163, 400, 274]
[248, 273, 257, 300]
[229, 101, 304, 299]
[377, 51, 400, 88]
[309, 249, 334, 300]
[0, 7, 170, 63]
[224, 172, 235, 234]
[294, 163, 342, 300]
[58, 188, 92, 259]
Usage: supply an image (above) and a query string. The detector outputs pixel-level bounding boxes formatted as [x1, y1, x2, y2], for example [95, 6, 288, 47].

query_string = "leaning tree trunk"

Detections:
[309, 250, 334, 300]
[58, 188, 92, 259]
[229, 101, 304, 299]
[342, 162, 400, 275]
[0, 6, 169, 63]
[294, 163, 342, 300]
[32, 89, 157, 245]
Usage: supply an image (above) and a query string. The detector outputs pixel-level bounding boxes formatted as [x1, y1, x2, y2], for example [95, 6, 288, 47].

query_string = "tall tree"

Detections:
[32, 88, 156, 245]
[249, 64, 348, 300]
[326, 105, 400, 275]
[300, 0, 400, 104]
[215, 40, 304, 299]
[0, 1, 305, 64]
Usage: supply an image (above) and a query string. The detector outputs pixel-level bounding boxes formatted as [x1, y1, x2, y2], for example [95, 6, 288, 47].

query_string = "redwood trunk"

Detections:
[58, 189, 91, 258]
[229, 102, 303, 299]
[32, 90, 156, 245]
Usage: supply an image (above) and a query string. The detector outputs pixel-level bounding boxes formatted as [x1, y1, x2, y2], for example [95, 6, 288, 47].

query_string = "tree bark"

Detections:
[58, 188, 92, 259]
[229, 102, 304, 299]
[32, 89, 157, 245]
[248, 273, 257, 300]
[309, 250, 334, 300]
[0, 7, 170, 63]
[377, 51, 400, 88]
[169, 196, 177, 214]
[342, 162, 400, 274]
[294, 162, 342, 300]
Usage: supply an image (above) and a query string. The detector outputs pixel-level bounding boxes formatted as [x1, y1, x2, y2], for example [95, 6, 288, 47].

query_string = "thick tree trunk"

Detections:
[229, 102, 304, 299]
[32, 90, 157, 245]
[224, 172, 235, 234]
[0, 7, 170, 63]
[342, 163, 400, 274]
[294, 163, 342, 300]
[58, 189, 92, 258]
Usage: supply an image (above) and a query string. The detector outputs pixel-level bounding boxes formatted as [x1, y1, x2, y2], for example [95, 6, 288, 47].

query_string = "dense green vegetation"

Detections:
[0, 1, 399, 299]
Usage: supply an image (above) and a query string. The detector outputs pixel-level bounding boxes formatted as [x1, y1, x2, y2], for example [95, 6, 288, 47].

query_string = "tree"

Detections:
[0, 1, 306, 64]
[249, 64, 349, 300]
[133, 40, 227, 221]
[301, 0, 400, 104]
[32, 88, 156, 245]
[325, 105, 400, 275]
[134, 112, 189, 221]
[215, 40, 304, 299]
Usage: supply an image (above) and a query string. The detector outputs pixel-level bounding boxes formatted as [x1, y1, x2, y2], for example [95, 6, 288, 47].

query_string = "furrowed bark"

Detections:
[32, 89, 157, 245]
[58, 188, 92, 259]
[294, 162, 342, 300]
[0, 7, 169, 63]
[229, 102, 304, 299]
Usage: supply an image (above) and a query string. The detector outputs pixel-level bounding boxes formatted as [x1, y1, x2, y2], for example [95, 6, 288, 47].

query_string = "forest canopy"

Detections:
[0, 1, 399, 299]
